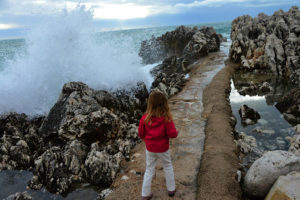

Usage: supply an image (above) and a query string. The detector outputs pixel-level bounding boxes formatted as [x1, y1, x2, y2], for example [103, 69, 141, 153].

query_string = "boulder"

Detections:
[275, 88, 300, 125]
[288, 134, 300, 155]
[40, 81, 148, 141]
[29, 140, 89, 193]
[243, 150, 300, 197]
[239, 104, 261, 125]
[5, 191, 32, 200]
[84, 143, 123, 186]
[265, 171, 300, 200]
[234, 131, 260, 154]
[183, 26, 221, 61]
[58, 108, 125, 144]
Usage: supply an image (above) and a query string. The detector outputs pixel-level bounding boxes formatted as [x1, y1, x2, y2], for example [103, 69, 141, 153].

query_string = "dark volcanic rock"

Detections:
[239, 104, 261, 125]
[230, 6, 300, 85]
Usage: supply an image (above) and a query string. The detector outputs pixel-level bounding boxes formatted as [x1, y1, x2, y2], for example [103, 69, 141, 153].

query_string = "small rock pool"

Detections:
[229, 72, 298, 166]
[0, 170, 99, 200]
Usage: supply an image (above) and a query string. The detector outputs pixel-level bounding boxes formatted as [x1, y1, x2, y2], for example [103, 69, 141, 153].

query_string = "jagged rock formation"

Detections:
[139, 26, 198, 64]
[139, 25, 224, 64]
[140, 25, 224, 97]
[1, 82, 148, 194]
[230, 6, 300, 85]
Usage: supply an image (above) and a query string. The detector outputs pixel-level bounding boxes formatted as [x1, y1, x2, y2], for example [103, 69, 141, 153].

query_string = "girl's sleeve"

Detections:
[166, 120, 178, 138]
[138, 117, 146, 139]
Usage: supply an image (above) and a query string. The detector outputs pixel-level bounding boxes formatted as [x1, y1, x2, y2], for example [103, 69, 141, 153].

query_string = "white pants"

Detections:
[142, 149, 176, 196]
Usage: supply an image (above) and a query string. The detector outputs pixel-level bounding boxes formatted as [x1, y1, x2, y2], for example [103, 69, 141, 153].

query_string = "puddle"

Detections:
[230, 72, 297, 159]
[0, 170, 99, 200]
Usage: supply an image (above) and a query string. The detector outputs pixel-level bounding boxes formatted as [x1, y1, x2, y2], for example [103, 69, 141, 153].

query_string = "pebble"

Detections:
[236, 170, 242, 182]
[121, 175, 129, 181]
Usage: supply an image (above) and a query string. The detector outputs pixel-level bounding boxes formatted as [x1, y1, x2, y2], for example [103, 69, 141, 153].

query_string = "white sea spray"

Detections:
[0, 6, 153, 115]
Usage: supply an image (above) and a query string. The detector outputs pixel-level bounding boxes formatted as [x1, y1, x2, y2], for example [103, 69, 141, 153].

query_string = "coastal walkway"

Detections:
[106, 47, 231, 199]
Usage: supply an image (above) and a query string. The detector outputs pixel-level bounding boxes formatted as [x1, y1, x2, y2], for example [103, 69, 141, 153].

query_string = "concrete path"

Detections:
[106, 46, 228, 200]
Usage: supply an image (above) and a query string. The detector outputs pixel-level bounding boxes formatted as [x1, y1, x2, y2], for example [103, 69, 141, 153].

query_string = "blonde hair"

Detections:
[144, 91, 173, 125]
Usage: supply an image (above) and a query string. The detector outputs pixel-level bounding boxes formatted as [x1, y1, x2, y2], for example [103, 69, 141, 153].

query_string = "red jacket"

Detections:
[138, 114, 178, 153]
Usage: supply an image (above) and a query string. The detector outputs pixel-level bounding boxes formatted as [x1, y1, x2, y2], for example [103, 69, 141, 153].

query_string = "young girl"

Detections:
[138, 90, 178, 199]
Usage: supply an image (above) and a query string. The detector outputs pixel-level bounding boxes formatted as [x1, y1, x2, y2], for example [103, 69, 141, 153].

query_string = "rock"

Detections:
[230, 6, 300, 86]
[259, 82, 273, 93]
[183, 26, 221, 61]
[252, 127, 275, 135]
[237, 81, 273, 96]
[0, 113, 43, 170]
[40, 81, 148, 139]
[121, 175, 129, 181]
[236, 170, 242, 183]
[234, 131, 262, 155]
[139, 26, 198, 64]
[294, 124, 300, 134]
[39, 82, 101, 137]
[265, 171, 300, 200]
[288, 134, 300, 155]
[243, 150, 300, 197]
[5, 192, 32, 200]
[29, 140, 88, 193]
[84, 143, 124, 186]
[239, 104, 261, 125]
[58, 108, 124, 144]
[276, 88, 300, 125]
[151, 70, 186, 98]
[98, 188, 113, 200]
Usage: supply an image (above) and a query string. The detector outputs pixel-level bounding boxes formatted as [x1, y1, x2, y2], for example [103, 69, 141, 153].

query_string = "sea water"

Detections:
[0, 6, 231, 116]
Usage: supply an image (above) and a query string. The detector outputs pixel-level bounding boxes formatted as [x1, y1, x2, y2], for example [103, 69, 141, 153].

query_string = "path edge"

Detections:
[196, 61, 242, 200]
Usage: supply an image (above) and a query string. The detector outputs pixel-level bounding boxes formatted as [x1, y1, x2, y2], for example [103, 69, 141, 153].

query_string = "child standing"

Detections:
[138, 91, 178, 200]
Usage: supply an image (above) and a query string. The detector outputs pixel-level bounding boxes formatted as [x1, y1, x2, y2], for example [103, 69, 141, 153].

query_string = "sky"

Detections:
[0, 0, 298, 38]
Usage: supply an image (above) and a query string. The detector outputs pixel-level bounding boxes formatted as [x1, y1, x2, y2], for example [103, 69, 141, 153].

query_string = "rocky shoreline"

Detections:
[229, 6, 300, 200]
[1, 6, 299, 199]
[0, 25, 223, 199]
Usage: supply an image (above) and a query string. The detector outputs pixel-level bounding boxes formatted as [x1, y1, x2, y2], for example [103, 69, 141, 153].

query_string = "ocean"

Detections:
[0, 7, 231, 116]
